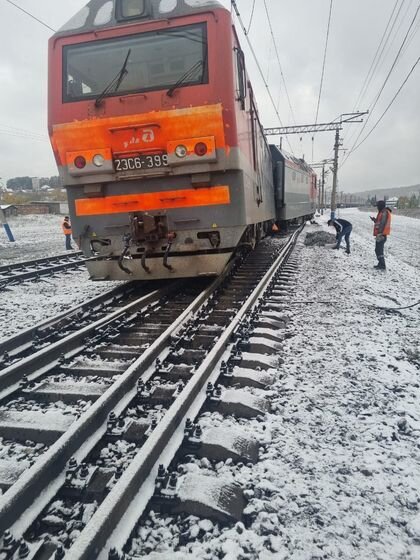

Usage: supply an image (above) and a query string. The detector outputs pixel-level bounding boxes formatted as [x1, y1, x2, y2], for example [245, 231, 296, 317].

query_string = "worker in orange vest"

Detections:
[370, 201, 392, 270]
[62, 216, 73, 250]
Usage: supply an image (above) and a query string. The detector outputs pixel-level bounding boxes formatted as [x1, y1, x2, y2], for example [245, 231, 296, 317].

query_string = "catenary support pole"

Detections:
[330, 127, 340, 219]
[318, 178, 321, 213]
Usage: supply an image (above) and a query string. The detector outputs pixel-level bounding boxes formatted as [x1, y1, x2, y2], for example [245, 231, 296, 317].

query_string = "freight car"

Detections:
[48, 0, 316, 281]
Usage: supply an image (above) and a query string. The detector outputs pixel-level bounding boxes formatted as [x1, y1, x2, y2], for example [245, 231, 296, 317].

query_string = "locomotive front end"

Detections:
[48, 0, 248, 280]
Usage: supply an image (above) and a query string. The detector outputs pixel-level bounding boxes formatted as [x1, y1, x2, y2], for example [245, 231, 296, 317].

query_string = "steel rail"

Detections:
[0, 282, 179, 401]
[0, 270, 229, 538]
[0, 252, 83, 274]
[0, 281, 141, 366]
[67, 227, 303, 560]
[0, 252, 89, 288]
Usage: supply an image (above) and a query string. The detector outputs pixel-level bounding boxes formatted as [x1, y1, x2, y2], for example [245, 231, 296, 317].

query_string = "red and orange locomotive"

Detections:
[48, 0, 316, 280]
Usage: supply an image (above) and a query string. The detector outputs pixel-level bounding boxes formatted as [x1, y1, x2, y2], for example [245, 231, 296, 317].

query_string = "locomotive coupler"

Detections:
[118, 233, 133, 275]
[163, 232, 177, 271]
[90, 238, 111, 257]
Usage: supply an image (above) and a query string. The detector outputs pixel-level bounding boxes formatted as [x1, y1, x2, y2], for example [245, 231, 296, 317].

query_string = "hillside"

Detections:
[353, 183, 420, 199]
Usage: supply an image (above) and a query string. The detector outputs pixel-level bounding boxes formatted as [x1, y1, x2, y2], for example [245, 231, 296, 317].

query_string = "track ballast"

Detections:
[0, 228, 303, 559]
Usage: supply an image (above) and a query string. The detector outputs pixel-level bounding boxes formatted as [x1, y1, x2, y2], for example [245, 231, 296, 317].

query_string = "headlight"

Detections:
[93, 154, 105, 167]
[175, 145, 188, 158]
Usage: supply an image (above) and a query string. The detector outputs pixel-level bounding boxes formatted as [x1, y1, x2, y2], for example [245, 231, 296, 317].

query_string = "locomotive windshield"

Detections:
[63, 23, 208, 102]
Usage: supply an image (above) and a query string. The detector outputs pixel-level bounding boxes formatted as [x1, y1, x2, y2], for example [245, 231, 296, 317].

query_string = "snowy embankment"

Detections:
[0, 215, 65, 264]
[0, 215, 123, 342]
[133, 209, 420, 560]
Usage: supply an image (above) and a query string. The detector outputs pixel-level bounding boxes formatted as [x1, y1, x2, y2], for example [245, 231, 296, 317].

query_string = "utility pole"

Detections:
[317, 178, 321, 213]
[265, 112, 368, 218]
[310, 160, 332, 215]
[330, 127, 340, 219]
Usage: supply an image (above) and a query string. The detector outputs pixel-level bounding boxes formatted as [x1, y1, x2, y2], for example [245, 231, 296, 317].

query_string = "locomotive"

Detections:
[48, 0, 316, 281]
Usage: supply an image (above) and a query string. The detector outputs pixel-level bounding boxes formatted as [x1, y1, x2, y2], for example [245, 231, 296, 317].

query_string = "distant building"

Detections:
[386, 197, 398, 208]
[15, 204, 49, 215]
[29, 201, 69, 214]
[31, 177, 41, 191]
[29, 201, 60, 214]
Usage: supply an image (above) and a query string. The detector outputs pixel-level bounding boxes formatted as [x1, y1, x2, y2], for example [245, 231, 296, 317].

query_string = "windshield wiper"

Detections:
[166, 59, 204, 97]
[95, 49, 131, 107]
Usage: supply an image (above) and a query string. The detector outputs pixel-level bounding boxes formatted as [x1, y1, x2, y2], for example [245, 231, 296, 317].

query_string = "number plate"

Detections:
[114, 153, 169, 172]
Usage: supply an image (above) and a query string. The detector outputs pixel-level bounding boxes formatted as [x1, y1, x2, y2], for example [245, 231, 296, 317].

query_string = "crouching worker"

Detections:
[62, 216, 73, 250]
[370, 200, 392, 270]
[328, 218, 352, 254]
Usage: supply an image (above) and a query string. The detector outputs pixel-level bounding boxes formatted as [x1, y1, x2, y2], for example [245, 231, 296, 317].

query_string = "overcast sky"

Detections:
[0, 0, 419, 193]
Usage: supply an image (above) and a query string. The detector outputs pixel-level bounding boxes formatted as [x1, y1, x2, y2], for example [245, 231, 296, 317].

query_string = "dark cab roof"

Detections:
[54, 0, 226, 38]
[270, 145, 315, 174]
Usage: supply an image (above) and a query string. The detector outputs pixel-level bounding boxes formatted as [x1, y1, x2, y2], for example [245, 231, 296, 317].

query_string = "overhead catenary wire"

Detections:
[0, 129, 49, 143]
[348, 55, 420, 155]
[0, 132, 49, 143]
[315, 0, 334, 125]
[262, 0, 296, 124]
[351, 0, 403, 113]
[341, 1, 420, 167]
[0, 123, 49, 143]
[379, 0, 414, 68]
[230, 0, 295, 155]
[313, 0, 334, 161]
[4, 0, 56, 32]
[246, 0, 256, 34]
[0, 123, 47, 138]
[344, 0, 405, 148]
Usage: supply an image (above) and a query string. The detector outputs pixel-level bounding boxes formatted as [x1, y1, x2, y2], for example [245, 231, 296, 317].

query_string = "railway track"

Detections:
[0, 252, 88, 289]
[0, 282, 156, 371]
[0, 227, 303, 559]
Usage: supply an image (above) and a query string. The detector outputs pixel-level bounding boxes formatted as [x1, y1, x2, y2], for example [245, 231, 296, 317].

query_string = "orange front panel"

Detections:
[75, 186, 231, 216]
[51, 104, 226, 168]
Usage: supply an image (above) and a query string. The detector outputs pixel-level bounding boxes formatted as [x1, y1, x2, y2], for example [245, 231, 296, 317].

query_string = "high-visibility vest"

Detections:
[62, 220, 72, 236]
[374, 209, 391, 236]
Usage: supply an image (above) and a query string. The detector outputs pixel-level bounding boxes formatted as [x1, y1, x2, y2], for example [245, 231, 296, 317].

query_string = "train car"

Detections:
[48, 0, 315, 281]
[270, 146, 317, 225]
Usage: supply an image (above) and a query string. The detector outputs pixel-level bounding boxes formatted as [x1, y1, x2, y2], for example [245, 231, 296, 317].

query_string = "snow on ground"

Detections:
[132, 209, 420, 560]
[0, 215, 66, 264]
[0, 269, 122, 342]
[336, 208, 419, 269]
[0, 215, 123, 342]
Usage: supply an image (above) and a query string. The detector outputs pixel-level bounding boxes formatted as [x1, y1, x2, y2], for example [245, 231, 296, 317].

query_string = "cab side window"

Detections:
[235, 47, 247, 110]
